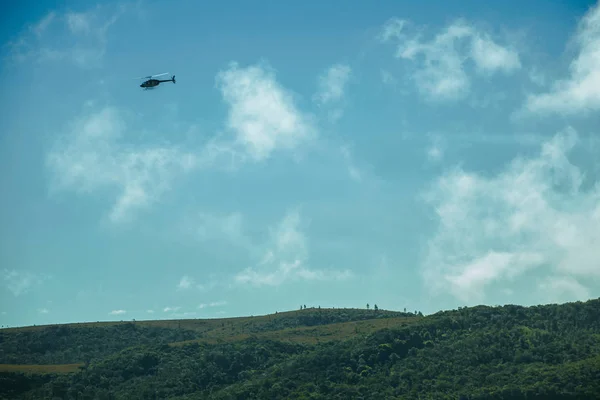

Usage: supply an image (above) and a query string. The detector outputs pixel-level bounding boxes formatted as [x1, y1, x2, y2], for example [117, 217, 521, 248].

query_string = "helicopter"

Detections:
[136, 72, 176, 89]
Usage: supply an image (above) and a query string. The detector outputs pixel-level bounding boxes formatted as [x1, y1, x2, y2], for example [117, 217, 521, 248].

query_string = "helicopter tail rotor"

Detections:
[172, 75, 176, 84]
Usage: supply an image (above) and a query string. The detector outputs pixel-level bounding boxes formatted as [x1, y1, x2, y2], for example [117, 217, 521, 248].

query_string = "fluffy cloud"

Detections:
[314, 64, 351, 105]
[45, 62, 343, 224]
[2, 270, 46, 296]
[4, 3, 125, 68]
[470, 32, 521, 74]
[169, 311, 197, 318]
[422, 128, 600, 304]
[66, 12, 94, 35]
[537, 276, 591, 304]
[177, 274, 220, 292]
[234, 209, 353, 286]
[177, 275, 194, 290]
[313, 64, 352, 122]
[31, 12, 57, 37]
[426, 134, 445, 163]
[379, 18, 520, 101]
[46, 107, 198, 223]
[340, 145, 363, 182]
[198, 300, 227, 309]
[215, 62, 316, 161]
[109, 309, 126, 315]
[524, 2, 600, 114]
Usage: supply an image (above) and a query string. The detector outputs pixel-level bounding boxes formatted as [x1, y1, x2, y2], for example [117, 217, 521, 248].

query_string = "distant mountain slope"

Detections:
[0, 324, 198, 365]
[1, 300, 599, 399]
[0, 308, 413, 365]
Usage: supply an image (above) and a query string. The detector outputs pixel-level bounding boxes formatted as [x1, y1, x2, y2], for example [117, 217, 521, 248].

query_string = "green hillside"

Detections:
[1, 300, 599, 399]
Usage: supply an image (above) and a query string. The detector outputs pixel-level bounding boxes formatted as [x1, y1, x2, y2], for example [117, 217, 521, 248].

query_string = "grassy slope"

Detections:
[170, 315, 421, 346]
[1, 307, 409, 334]
[0, 308, 415, 372]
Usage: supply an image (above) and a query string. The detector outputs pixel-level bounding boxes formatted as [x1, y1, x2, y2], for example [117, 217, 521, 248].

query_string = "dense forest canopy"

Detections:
[1, 300, 599, 399]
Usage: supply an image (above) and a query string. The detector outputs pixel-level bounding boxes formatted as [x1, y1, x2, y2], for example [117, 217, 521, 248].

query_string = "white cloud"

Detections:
[426, 134, 445, 163]
[314, 64, 351, 105]
[422, 128, 600, 304]
[46, 107, 198, 223]
[66, 12, 92, 35]
[38, 308, 49, 314]
[4, 4, 124, 68]
[177, 275, 194, 290]
[2, 270, 46, 296]
[146, 309, 154, 314]
[379, 17, 407, 42]
[170, 311, 197, 318]
[379, 18, 520, 101]
[177, 274, 220, 293]
[46, 64, 334, 226]
[427, 145, 443, 163]
[470, 33, 521, 74]
[524, 2, 600, 114]
[33, 12, 56, 37]
[198, 300, 227, 308]
[109, 309, 126, 315]
[537, 276, 591, 303]
[340, 145, 362, 182]
[215, 62, 316, 161]
[163, 306, 180, 312]
[234, 209, 353, 286]
[313, 63, 352, 123]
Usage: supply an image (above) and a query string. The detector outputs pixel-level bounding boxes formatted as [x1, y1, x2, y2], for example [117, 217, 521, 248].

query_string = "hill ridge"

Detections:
[1, 298, 599, 399]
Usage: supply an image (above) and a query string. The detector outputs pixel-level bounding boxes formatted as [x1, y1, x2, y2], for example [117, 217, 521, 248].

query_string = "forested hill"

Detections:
[1, 300, 599, 399]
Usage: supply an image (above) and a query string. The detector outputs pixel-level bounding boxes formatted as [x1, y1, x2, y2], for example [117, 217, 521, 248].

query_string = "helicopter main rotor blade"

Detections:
[134, 72, 170, 79]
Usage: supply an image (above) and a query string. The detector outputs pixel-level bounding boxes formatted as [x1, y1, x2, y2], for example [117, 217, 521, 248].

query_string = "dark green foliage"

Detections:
[0, 323, 197, 364]
[0, 372, 53, 399]
[1, 299, 600, 399]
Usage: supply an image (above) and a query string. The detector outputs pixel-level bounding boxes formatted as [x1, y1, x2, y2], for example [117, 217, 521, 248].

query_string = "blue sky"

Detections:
[2, 0, 600, 327]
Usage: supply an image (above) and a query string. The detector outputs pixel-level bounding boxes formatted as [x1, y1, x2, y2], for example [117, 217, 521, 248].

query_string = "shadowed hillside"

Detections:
[1, 300, 599, 399]
[0, 308, 415, 365]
